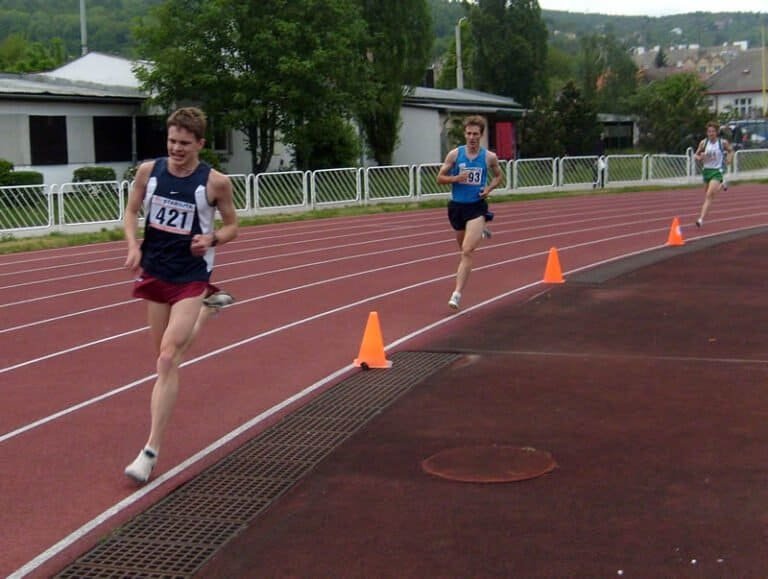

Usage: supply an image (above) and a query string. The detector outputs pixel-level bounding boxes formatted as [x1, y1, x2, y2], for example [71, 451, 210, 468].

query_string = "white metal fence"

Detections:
[2, 148, 767, 238]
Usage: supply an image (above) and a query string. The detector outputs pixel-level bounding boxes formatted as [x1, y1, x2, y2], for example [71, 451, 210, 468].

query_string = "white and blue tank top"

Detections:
[451, 146, 487, 204]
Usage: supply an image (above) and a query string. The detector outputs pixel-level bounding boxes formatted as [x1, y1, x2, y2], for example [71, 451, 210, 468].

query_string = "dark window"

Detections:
[136, 115, 167, 160]
[208, 119, 230, 153]
[94, 116, 133, 162]
[30, 116, 67, 165]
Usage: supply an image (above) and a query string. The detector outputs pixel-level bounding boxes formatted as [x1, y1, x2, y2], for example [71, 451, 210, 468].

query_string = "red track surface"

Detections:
[2, 185, 767, 577]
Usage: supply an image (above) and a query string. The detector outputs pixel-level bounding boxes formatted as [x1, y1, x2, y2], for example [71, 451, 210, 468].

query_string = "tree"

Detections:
[518, 96, 564, 158]
[468, 0, 548, 107]
[0, 33, 66, 72]
[554, 81, 601, 156]
[545, 45, 577, 99]
[133, 0, 372, 174]
[292, 115, 361, 170]
[654, 47, 668, 68]
[357, 0, 433, 165]
[578, 34, 601, 104]
[629, 72, 711, 153]
[576, 33, 638, 116]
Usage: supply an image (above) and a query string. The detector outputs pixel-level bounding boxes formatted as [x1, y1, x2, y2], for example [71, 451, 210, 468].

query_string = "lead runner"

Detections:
[122, 106, 238, 484]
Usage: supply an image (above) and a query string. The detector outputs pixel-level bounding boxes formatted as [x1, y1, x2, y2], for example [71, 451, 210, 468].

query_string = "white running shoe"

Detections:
[448, 291, 461, 310]
[203, 290, 234, 310]
[124, 447, 157, 484]
[482, 228, 492, 239]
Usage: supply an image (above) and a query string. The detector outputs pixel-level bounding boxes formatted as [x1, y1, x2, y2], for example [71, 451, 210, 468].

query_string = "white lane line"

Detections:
[0, 267, 126, 291]
[0, 299, 139, 335]
[0, 327, 147, 375]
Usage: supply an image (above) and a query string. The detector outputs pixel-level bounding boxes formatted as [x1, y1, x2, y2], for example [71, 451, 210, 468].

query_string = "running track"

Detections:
[2, 185, 767, 578]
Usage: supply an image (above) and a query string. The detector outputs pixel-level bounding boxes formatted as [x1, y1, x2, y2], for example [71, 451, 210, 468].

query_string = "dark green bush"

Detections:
[4, 171, 44, 186]
[73, 166, 117, 182]
[199, 148, 224, 171]
[0, 159, 14, 186]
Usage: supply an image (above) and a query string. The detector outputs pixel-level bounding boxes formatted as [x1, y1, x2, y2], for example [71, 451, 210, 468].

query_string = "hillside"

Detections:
[543, 10, 768, 52]
[0, 0, 765, 63]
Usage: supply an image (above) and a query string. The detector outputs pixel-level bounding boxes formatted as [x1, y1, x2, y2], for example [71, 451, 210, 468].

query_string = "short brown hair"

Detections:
[167, 107, 207, 141]
[463, 115, 486, 134]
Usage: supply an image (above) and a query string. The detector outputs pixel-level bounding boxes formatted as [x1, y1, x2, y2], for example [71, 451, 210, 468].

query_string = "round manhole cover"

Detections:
[421, 445, 556, 483]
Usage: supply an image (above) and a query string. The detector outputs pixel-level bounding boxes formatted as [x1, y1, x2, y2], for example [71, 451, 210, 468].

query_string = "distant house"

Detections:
[706, 48, 768, 119]
[0, 54, 147, 185]
[633, 43, 744, 81]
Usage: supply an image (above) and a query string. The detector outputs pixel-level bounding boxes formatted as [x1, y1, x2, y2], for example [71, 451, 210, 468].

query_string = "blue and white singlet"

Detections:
[451, 146, 487, 204]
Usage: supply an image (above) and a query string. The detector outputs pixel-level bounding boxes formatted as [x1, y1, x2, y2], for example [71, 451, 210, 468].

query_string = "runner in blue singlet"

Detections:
[437, 115, 503, 310]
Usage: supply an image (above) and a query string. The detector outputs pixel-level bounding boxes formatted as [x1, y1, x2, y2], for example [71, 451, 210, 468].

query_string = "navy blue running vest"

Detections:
[140, 158, 216, 283]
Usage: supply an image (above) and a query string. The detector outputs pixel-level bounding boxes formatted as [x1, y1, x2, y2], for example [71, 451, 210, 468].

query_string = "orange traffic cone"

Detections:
[353, 311, 392, 369]
[543, 247, 565, 283]
[665, 217, 685, 246]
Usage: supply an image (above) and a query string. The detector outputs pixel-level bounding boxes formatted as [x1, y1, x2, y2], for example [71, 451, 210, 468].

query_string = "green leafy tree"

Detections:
[545, 44, 577, 99]
[427, 0, 466, 60]
[292, 115, 361, 170]
[468, 0, 548, 107]
[629, 72, 711, 153]
[133, 0, 372, 174]
[0, 33, 66, 72]
[357, 0, 433, 165]
[577, 34, 601, 104]
[555, 80, 601, 156]
[592, 34, 638, 114]
[654, 47, 668, 68]
[518, 96, 564, 158]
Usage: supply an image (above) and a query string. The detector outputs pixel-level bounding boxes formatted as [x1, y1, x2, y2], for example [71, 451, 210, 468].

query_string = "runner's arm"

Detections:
[481, 152, 503, 198]
[123, 161, 153, 272]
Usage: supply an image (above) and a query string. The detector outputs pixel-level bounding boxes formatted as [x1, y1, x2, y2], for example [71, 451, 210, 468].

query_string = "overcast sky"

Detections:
[538, 1, 767, 17]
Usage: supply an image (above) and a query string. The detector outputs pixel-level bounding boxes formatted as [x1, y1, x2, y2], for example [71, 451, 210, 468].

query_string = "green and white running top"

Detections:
[701, 138, 726, 170]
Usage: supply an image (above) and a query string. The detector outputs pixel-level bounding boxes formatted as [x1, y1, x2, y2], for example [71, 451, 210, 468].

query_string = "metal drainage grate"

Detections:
[55, 350, 460, 578]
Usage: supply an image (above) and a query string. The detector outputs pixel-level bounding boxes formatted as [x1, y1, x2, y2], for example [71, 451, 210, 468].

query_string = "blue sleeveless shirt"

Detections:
[140, 158, 216, 283]
[451, 146, 487, 204]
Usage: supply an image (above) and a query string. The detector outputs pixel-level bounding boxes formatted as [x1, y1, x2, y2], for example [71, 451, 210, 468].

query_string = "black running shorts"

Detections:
[448, 199, 489, 231]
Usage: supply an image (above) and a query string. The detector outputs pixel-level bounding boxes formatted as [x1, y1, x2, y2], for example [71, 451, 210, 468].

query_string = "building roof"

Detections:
[0, 51, 146, 102]
[707, 48, 768, 94]
[403, 87, 524, 116]
[41, 51, 143, 89]
[0, 72, 145, 102]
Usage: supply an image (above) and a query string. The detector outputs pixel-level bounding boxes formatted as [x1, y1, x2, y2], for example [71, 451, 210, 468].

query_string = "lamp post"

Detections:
[455, 16, 467, 90]
[80, 0, 88, 55]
